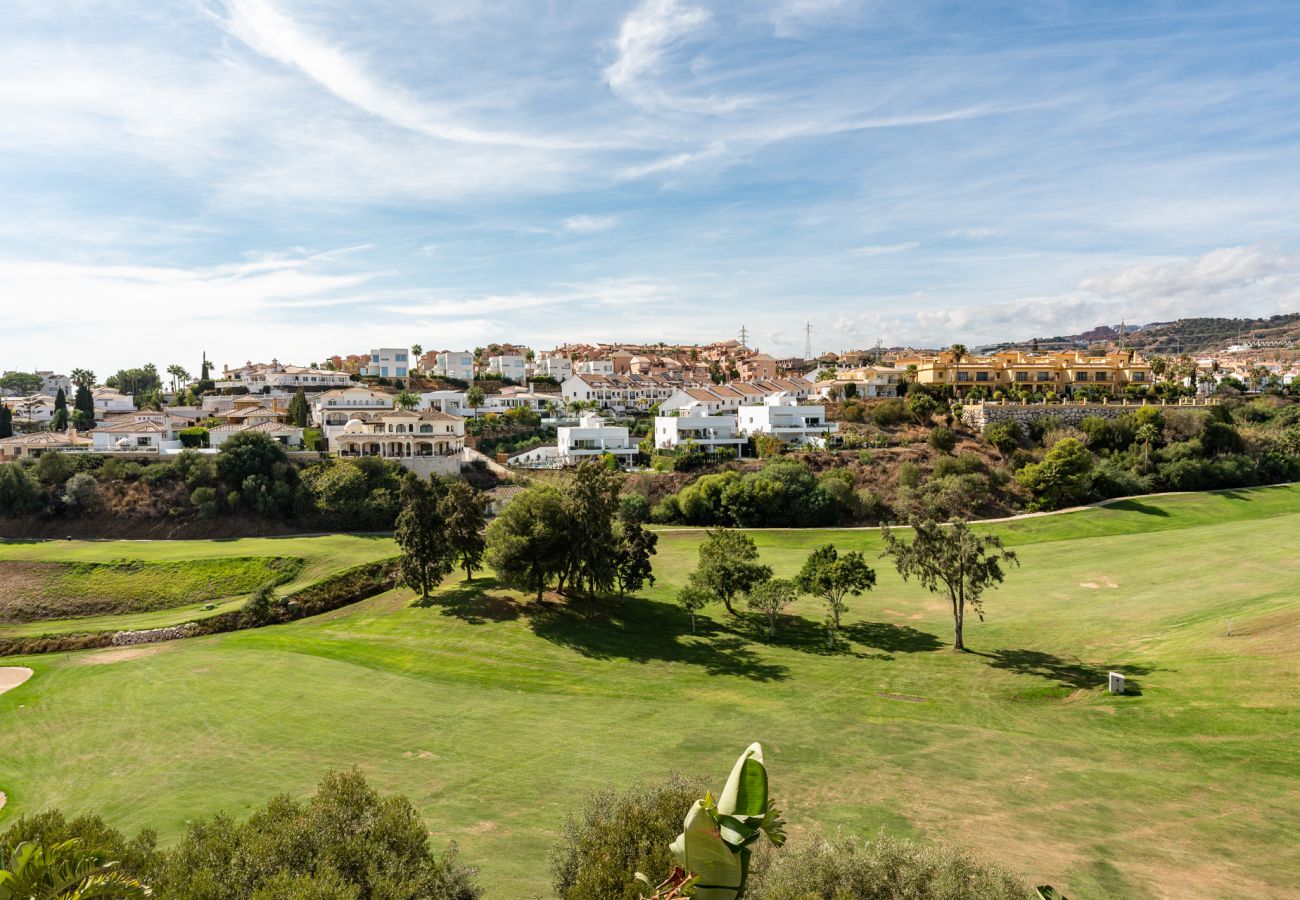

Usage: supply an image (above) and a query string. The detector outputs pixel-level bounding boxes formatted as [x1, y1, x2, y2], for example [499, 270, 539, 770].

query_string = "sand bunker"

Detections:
[0, 666, 33, 694]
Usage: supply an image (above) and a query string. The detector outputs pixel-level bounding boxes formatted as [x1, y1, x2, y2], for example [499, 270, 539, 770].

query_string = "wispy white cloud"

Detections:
[563, 214, 620, 233]
[617, 141, 728, 180]
[852, 241, 919, 256]
[218, 0, 596, 149]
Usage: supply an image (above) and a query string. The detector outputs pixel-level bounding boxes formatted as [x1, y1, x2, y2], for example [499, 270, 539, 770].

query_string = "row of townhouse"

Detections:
[217, 360, 353, 392]
[561, 373, 719, 413]
[893, 350, 1154, 395]
[657, 377, 818, 415]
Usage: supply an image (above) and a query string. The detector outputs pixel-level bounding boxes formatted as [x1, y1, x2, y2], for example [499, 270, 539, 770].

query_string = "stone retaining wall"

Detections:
[961, 400, 1215, 431]
[111, 623, 199, 646]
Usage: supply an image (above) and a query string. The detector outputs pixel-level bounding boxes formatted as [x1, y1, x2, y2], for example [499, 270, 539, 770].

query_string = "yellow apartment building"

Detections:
[892, 350, 1153, 396]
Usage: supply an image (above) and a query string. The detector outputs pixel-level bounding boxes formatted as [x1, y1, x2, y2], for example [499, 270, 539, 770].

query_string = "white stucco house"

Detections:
[360, 348, 411, 379]
[654, 414, 748, 455]
[313, 387, 396, 443]
[433, 351, 475, 381]
[90, 411, 182, 451]
[333, 408, 466, 459]
[420, 390, 469, 416]
[736, 394, 837, 447]
[92, 388, 135, 418]
[487, 354, 528, 381]
[209, 420, 305, 448]
[556, 413, 638, 465]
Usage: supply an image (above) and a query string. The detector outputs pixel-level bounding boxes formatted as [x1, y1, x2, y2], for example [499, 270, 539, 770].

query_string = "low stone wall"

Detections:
[111, 622, 199, 646]
[961, 400, 1215, 431]
[394, 454, 466, 478]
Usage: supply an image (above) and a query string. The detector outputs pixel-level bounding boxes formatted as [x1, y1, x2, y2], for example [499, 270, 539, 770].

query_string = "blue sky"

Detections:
[4, 0, 1300, 374]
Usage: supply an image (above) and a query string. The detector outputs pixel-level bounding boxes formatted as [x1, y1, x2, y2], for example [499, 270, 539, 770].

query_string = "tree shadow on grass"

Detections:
[527, 598, 790, 682]
[843, 621, 945, 654]
[410, 577, 522, 624]
[1107, 499, 1170, 517]
[978, 648, 1153, 695]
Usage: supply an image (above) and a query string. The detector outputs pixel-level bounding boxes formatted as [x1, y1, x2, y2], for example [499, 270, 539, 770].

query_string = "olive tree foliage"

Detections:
[394, 474, 455, 599]
[687, 529, 773, 616]
[550, 775, 708, 900]
[747, 832, 1034, 900]
[0, 771, 480, 900]
[795, 545, 876, 645]
[881, 519, 1019, 652]
[61, 471, 102, 514]
[745, 578, 798, 637]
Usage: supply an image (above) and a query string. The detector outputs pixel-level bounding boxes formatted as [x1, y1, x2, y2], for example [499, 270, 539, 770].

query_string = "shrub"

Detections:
[871, 400, 907, 427]
[982, 420, 1023, 455]
[157, 770, 480, 899]
[1016, 437, 1094, 510]
[0, 462, 44, 516]
[907, 392, 938, 422]
[178, 426, 209, 448]
[61, 471, 101, 513]
[1, 809, 160, 887]
[35, 450, 73, 486]
[190, 486, 219, 518]
[1042, 425, 1087, 449]
[550, 775, 707, 900]
[618, 492, 651, 524]
[931, 452, 984, 479]
[748, 832, 1032, 900]
[927, 426, 957, 452]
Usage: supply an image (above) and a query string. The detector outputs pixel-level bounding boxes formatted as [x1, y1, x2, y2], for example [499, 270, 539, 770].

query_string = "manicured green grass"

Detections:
[0, 535, 395, 637]
[0, 557, 305, 624]
[1, 486, 1298, 898]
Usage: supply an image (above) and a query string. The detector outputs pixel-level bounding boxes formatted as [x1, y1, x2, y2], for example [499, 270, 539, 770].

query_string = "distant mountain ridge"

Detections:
[984, 314, 1300, 355]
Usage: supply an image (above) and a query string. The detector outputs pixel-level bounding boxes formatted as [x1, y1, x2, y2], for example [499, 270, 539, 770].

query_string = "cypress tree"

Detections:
[289, 388, 310, 428]
[0, 404, 12, 439]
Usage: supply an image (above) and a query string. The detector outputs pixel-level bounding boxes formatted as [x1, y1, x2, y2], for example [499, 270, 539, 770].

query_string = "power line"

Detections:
[803, 321, 813, 360]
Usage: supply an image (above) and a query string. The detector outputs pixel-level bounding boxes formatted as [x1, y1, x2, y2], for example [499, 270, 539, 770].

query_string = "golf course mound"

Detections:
[0, 556, 305, 623]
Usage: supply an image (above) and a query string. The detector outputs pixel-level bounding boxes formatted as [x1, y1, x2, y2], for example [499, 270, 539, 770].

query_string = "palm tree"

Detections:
[166, 364, 190, 395]
[1135, 422, 1160, 470]
[1149, 356, 1167, 381]
[395, 390, 419, 410]
[0, 839, 150, 898]
[949, 343, 968, 396]
[69, 368, 95, 390]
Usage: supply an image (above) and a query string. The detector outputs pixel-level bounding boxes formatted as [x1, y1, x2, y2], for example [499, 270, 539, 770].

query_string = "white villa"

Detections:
[654, 414, 748, 455]
[334, 408, 465, 459]
[533, 353, 573, 380]
[420, 390, 469, 416]
[508, 413, 638, 468]
[558, 414, 637, 463]
[360, 348, 411, 379]
[313, 387, 396, 443]
[209, 420, 304, 448]
[736, 394, 837, 447]
[487, 354, 529, 381]
[92, 388, 135, 418]
[90, 411, 182, 451]
[432, 351, 475, 381]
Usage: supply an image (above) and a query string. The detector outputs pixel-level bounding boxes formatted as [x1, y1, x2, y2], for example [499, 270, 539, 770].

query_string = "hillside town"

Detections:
[2, 335, 1296, 473]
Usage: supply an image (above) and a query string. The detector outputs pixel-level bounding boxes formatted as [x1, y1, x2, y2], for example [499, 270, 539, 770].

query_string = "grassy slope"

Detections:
[0, 487, 1297, 898]
[0, 535, 395, 637]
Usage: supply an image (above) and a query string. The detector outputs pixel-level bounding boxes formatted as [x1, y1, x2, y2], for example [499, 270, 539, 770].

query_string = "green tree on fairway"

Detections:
[288, 387, 310, 427]
[440, 480, 489, 581]
[395, 475, 454, 599]
[561, 459, 624, 597]
[676, 583, 712, 634]
[690, 529, 772, 616]
[881, 519, 1019, 651]
[795, 545, 876, 645]
[746, 577, 797, 637]
[613, 520, 658, 597]
[485, 484, 570, 601]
